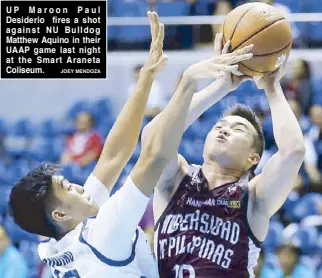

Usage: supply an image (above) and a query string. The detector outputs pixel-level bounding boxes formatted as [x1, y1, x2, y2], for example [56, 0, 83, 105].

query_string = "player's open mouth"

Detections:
[216, 135, 227, 142]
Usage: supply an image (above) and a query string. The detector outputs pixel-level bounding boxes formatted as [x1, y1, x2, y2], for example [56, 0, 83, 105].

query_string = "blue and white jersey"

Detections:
[38, 174, 158, 278]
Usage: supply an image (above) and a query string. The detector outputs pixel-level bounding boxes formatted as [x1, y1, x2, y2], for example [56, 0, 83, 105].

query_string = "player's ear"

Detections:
[52, 209, 71, 222]
[246, 152, 260, 168]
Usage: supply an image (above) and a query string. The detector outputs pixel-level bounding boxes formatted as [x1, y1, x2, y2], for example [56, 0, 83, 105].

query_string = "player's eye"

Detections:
[235, 128, 244, 132]
[214, 126, 221, 130]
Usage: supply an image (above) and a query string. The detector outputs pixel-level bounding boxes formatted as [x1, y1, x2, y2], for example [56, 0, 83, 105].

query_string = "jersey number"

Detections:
[54, 269, 80, 278]
[173, 264, 195, 278]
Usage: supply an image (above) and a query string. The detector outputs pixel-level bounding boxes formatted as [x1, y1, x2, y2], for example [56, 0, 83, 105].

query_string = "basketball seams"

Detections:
[231, 17, 286, 52]
[222, 2, 292, 76]
[239, 44, 291, 74]
[253, 40, 292, 57]
[229, 6, 256, 42]
[239, 62, 272, 74]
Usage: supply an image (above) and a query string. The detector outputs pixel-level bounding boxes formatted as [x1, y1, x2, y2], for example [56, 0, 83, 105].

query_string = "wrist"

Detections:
[263, 79, 280, 94]
[141, 65, 156, 75]
[178, 74, 196, 95]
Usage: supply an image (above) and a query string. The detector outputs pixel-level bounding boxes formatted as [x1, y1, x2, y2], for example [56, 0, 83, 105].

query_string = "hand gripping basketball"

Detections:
[183, 37, 253, 81]
[253, 62, 287, 91]
[213, 33, 253, 91]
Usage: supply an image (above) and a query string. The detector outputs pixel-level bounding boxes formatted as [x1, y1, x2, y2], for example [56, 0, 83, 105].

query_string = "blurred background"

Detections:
[0, 0, 322, 277]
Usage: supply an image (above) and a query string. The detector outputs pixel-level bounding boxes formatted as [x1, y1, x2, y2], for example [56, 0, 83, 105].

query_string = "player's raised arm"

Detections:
[143, 35, 253, 203]
[91, 11, 167, 192]
[134, 46, 252, 196]
[184, 33, 253, 129]
[251, 65, 305, 217]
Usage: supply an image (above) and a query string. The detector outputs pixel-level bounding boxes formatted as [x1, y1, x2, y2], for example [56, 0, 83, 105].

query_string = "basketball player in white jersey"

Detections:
[146, 33, 306, 277]
[8, 16, 253, 276]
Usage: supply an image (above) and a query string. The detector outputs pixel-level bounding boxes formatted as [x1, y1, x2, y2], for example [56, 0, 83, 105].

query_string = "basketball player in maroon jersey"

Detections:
[146, 33, 305, 278]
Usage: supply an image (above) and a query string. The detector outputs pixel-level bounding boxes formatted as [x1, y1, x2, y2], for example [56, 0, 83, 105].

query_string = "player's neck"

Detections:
[201, 162, 242, 190]
[55, 221, 80, 240]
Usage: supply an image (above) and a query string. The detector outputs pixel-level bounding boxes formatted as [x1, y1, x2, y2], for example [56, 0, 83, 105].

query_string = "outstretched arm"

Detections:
[133, 40, 253, 196]
[251, 65, 305, 218]
[91, 12, 167, 193]
[88, 60, 197, 261]
[184, 33, 252, 129]
[88, 41, 249, 261]
[144, 35, 253, 197]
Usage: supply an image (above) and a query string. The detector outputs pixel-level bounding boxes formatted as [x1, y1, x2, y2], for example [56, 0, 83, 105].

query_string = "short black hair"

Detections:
[9, 163, 60, 238]
[223, 104, 265, 169]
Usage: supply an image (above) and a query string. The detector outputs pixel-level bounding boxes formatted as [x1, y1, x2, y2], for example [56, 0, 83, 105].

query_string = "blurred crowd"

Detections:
[108, 0, 322, 50]
[0, 0, 321, 277]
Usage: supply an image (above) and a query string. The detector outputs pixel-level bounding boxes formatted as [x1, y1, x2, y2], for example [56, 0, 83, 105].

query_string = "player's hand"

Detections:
[143, 11, 168, 73]
[183, 34, 253, 81]
[253, 62, 287, 92]
[214, 33, 253, 92]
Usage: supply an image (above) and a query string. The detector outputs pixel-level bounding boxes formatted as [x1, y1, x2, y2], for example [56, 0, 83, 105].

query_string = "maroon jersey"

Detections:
[155, 165, 262, 278]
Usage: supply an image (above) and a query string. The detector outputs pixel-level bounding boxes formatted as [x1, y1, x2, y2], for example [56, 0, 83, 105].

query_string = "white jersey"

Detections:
[38, 174, 158, 278]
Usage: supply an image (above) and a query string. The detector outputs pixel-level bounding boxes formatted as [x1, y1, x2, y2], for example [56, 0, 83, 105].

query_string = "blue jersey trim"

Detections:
[40, 238, 51, 243]
[78, 218, 140, 267]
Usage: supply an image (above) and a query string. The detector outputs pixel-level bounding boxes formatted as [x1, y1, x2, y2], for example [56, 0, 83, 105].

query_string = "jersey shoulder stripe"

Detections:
[79, 217, 140, 267]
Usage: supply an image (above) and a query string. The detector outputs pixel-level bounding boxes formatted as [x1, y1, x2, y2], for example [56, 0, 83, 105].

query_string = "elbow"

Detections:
[142, 149, 174, 166]
[140, 143, 175, 168]
[283, 144, 306, 162]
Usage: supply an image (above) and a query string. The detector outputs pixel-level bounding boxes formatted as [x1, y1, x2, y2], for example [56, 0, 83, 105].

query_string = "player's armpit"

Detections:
[153, 154, 188, 222]
[155, 154, 188, 193]
[252, 150, 304, 218]
[86, 176, 150, 261]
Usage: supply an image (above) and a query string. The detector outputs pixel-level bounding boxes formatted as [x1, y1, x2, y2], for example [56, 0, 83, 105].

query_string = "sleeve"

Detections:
[83, 174, 110, 208]
[86, 176, 150, 260]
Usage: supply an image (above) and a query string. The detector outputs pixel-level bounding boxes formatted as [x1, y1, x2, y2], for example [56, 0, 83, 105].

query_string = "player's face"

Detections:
[203, 116, 259, 170]
[50, 176, 99, 224]
[76, 112, 93, 132]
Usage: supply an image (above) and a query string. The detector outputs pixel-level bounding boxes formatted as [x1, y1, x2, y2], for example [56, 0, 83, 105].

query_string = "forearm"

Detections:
[266, 82, 305, 154]
[143, 76, 195, 159]
[100, 68, 155, 160]
[132, 77, 195, 194]
[185, 80, 228, 129]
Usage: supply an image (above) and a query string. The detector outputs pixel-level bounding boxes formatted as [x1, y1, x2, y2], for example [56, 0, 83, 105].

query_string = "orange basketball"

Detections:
[222, 2, 292, 76]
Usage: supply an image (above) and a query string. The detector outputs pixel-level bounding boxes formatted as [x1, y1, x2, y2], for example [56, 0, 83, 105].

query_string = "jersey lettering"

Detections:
[173, 264, 195, 278]
[156, 166, 261, 277]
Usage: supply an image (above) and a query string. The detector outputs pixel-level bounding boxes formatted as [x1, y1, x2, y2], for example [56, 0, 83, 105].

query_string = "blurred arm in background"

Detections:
[304, 131, 322, 185]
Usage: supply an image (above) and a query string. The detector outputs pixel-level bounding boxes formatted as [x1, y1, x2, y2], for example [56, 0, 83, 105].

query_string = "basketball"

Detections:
[222, 2, 292, 76]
